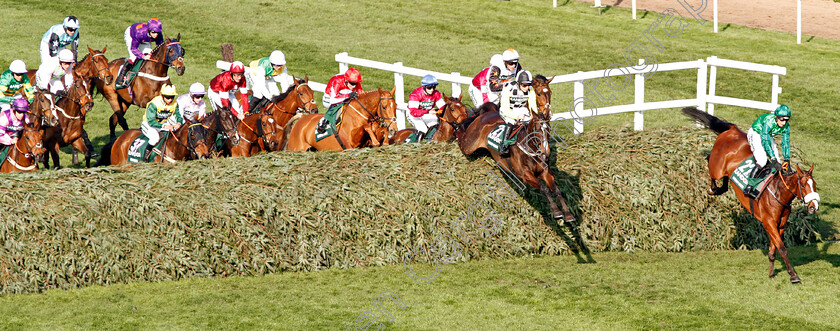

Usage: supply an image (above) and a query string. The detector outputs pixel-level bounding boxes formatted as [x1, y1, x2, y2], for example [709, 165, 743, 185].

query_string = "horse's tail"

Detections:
[280, 113, 302, 151]
[681, 107, 736, 134]
[95, 139, 115, 166]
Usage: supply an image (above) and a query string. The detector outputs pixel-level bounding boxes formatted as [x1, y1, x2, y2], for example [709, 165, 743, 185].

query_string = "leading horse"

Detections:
[94, 36, 185, 140]
[682, 107, 820, 283]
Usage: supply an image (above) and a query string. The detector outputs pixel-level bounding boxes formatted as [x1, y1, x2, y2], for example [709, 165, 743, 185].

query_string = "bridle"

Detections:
[771, 170, 821, 210]
[266, 82, 318, 115]
[169, 122, 209, 160]
[517, 113, 551, 160]
[86, 52, 112, 82]
[144, 41, 184, 69]
[5, 124, 42, 171]
[346, 92, 397, 134]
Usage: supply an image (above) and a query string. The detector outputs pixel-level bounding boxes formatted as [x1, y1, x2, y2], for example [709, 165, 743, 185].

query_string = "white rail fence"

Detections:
[334, 53, 786, 132]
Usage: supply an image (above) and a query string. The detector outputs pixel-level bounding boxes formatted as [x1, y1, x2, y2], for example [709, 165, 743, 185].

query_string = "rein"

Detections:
[168, 123, 207, 160]
[5, 127, 40, 171]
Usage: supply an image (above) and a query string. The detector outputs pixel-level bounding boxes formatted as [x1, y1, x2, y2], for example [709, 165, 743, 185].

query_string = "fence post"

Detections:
[696, 59, 707, 113]
[553, 0, 557, 7]
[634, 59, 645, 131]
[632, 0, 637, 19]
[394, 62, 406, 130]
[707, 56, 717, 115]
[337, 52, 349, 74]
[450, 72, 462, 99]
[771, 74, 781, 106]
[573, 79, 584, 135]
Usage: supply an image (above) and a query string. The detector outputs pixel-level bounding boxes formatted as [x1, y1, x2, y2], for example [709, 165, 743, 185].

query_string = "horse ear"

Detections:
[102, 45, 107, 53]
[177, 33, 181, 41]
[304, 74, 309, 83]
[391, 86, 396, 96]
[457, 93, 462, 100]
[809, 164, 814, 174]
[546, 76, 554, 83]
[796, 164, 802, 173]
[88, 46, 94, 54]
[442, 93, 451, 104]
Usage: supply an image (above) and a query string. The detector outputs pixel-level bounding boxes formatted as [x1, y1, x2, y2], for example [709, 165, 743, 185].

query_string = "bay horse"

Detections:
[389, 94, 469, 144]
[0, 118, 47, 173]
[226, 111, 279, 157]
[201, 109, 239, 157]
[94, 35, 185, 140]
[42, 70, 95, 168]
[682, 107, 820, 283]
[98, 120, 211, 166]
[25, 47, 113, 87]
[281, 87, 398, 151]
[260, 76, 318, 150]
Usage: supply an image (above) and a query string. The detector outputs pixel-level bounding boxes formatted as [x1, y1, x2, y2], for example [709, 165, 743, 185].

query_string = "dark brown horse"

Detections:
[201, 109, 239, 157]
[389, 94, 470, 144]
[458, 110, 575, 221]
[94, 36, 185, 140]
[683, 107, 820, 283]
[99, 120, 211, 166]
[226, 111, 279, 157]
[42, 70, 95, 168]
[0, 118, 47, 173]
[282, 88, 398, 151]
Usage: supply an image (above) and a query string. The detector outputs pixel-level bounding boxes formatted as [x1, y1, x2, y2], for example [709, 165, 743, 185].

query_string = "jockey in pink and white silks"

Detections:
[407, 75, 446, 141]
[177, 83, 207, 123]
[469, 54, 502, 107]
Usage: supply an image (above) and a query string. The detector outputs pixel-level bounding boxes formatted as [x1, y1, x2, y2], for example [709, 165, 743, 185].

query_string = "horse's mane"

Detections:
[534, 74, 548, 82]
[78, 53, 90, 63]
[269, 78, 307, 103]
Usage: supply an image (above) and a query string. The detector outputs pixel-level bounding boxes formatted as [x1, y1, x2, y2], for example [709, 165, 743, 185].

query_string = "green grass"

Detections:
[2, 243, 839, 329]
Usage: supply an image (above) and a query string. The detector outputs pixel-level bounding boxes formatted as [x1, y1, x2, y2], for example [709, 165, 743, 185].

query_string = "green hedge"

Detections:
[0, 127, 821, 294]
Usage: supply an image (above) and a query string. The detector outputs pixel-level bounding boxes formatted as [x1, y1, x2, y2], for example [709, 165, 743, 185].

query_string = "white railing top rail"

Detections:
[550, 60, 706, 84]
[335, 52, 473, 85]
[706, 56, 787, 76]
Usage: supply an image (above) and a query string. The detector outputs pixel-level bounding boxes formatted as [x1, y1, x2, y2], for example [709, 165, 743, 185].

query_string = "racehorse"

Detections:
[41, 71, 95, 168]
[682, 107, 820, 283]
[0, 119, 46, 173]
[24, 47, 113, 89]
[201, 109, 239, 156]
[93, 35, 185, 140]
[281, 88, 398, 151]
[257, 76, 318, 150]
[226, 111, 279, 157]
[98, 120, 211, 166]
[457, 75, 574, 221]
[29, 91, 59, 127]
[389, 94, 470, 144]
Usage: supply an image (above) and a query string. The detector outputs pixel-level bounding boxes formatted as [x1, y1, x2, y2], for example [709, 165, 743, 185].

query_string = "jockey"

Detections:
[744, 104, 792, 198]
[407, 74, 445, 141]
[177, 82, 207, 123]
[0, 99, 31, 147]
[117, 18, 164, 87]
[247, 50, 294, 112]
[209, 61, 250, 120]
[39, 16, 80, 66]
[0, 60, 35, 108]
[141, 83, 182, 161]
[35, 49, 75, 108]
[469, 54, 503, 106]
[317, 68, 364, 134]
[497, 70, 537, 155]
[488, 49, 523, 105]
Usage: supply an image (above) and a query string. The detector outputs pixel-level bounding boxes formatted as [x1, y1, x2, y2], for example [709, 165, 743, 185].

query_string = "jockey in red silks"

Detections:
[469, 54, 502, 107]
[208, 61, 250, 120]
[317, 68, 364, 134]
[407, 74, 445, 141]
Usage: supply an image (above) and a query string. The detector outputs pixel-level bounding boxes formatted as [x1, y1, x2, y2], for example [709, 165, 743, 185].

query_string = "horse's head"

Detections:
[376, 87, 399, 137]
[31, 92, 58, 127]
[22, 121, 46, 163]
[259, 112, 280, 151]
[86, 46, 113, 85]
[793, 164, 820, 214]
[186, 122, 211, 159]
[519, 113, 552, 161]
[68, 71, 94, 113]
[215, 109, 239, 146]
[162, 34, 185, 76]
[294, 75, 318, 114]
[532, 75, 553, 119]
[441, 93, 469, 125]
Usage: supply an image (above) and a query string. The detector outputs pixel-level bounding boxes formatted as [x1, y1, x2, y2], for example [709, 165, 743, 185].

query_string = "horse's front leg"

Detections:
[708, 176, 730, 195]
[49, 140, 61, 169]
[760, 214, 799, 283]
[70, 137, 89, 167]
[364, 127, 381, 147]
[544, 173, 575, 223]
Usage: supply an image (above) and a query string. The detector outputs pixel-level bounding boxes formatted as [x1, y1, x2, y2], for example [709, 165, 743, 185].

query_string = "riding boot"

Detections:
[115, 60, 132, 88]
[143, 144, 155, 162]
[415, 131, 425, 143]
[82, 132, 99, 158]
[744, 163, 764, 199]
[499, 125, 513, 155]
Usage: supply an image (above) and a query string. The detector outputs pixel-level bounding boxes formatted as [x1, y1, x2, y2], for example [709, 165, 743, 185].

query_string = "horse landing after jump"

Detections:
[683, 107, 820, 283]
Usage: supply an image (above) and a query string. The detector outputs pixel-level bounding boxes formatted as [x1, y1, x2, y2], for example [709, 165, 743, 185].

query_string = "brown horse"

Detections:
[389, 94, 470, 144]
[94, 36, 185, 140]
[226, 111, 279, 157]
[29, 91, 59, 127]
[42, 71, 95, 168]
[260, 76, 319, 151]
[531, 75, 554, 119]
[458, 110, 575, 221]
[0, 119, 47, 173]
[682, 107, 820, 283]
[99, 120, 211, 166]
[201, 109, 239, 157]
[282, 88, 398, 151]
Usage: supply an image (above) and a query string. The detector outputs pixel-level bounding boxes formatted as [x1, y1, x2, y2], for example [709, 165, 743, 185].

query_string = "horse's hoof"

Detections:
[769, 272, 776, 279]
[553, 212, 564, 221]
[790, 276, 801, 284]
[707, 188, 716, 195]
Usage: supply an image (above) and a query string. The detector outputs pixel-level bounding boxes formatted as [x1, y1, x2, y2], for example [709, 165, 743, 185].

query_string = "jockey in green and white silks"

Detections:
[0, 60, 35, 110]
[744, 104, 791, 197]
[246, 50, 295, 112]
[141, 83, 182, 160]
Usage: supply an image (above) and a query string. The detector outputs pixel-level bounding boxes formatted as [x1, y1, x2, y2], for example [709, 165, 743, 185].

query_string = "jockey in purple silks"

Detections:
[115, 18, 164, 87]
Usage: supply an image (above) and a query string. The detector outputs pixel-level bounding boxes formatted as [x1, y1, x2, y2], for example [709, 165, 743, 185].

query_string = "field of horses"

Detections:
[1, 0, 839, 328]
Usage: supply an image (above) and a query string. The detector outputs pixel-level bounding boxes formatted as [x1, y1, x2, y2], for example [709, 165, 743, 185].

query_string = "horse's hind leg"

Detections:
[49, 140, 61, 169]
[708, 176, 730, 196]
[70, 137, 89, 167]
[538, 181, 563, 220]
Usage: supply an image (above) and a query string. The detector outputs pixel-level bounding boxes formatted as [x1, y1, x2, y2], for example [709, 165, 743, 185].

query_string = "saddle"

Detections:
[487, 123, 522, 152]
[731, 157, 775, 198]
[126, 131, 169, 163]
[115, 59, 144, 89]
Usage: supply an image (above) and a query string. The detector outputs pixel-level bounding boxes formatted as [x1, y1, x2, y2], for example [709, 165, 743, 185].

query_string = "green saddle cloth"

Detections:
[115, 59, 144, 89]
[0, 144, 11, 163]
[731, 157, 776, 195]
[404, 126, 438, 143]
[126, 131, 169, 163]
[315, 103, 345, 142]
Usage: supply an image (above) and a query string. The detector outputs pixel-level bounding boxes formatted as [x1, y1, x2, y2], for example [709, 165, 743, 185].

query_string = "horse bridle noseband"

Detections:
[348, 94, 397, 131]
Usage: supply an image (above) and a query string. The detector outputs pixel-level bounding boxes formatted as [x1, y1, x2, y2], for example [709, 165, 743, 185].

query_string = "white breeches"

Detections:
[747, 128, 779, 168]
[124, 27, 151, 63]
[207, 90, 242, 115]
[142, 120, 177, 146]
[246, 70, 281, 100]
[408, 113, 439, 133]
[39, 42, 57, 67]
[468, 85, 499, 107]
